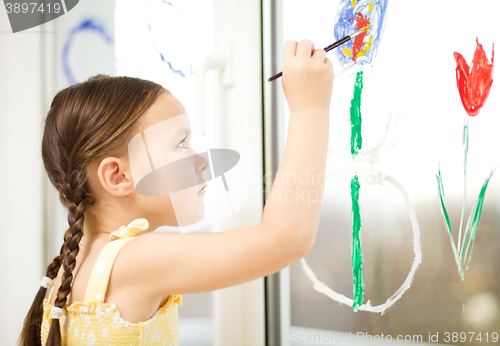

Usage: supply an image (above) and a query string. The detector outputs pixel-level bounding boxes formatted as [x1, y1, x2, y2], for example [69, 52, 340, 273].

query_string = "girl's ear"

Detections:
[97, 157, 134, 197]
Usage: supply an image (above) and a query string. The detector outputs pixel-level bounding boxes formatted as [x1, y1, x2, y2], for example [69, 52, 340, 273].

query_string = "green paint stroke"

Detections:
[461, 168, 496, 270]
[349, 71, 364, 310]
[457, 120, 469, 258]
[436, 166, 464, 279]
[351, 175, 364, 310]
[437, 164, 496, 280]
[350, 71, 364, 157]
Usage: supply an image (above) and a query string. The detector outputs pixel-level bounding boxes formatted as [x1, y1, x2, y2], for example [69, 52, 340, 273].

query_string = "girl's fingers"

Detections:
[312, 48, 326, 63]
[296, 39, 315, 58]
[283, 40, 298, 58]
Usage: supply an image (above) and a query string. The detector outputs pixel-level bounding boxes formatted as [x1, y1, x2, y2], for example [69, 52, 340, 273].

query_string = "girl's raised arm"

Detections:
[116, 39, 333, 297]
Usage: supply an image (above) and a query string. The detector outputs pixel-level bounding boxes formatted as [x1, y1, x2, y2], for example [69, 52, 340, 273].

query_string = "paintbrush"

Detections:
[267, 25, 370, 82]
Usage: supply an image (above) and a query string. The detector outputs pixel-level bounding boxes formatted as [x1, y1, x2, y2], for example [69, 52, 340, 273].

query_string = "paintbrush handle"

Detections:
[267, 28, 366, 82]
[324, 36, 351, 53]
[267, 71, 283, 82]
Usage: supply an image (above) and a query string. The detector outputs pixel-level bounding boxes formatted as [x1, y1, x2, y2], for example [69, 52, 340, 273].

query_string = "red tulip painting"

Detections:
[437, 38, 495, 280]
[454, 38, 494, 116]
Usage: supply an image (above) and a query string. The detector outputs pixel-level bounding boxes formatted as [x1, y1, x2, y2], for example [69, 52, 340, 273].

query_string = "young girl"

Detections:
[18, 39, 333, 346]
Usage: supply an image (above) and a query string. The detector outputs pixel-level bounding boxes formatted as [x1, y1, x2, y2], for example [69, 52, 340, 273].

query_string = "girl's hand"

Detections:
[282, 39, 334, 114]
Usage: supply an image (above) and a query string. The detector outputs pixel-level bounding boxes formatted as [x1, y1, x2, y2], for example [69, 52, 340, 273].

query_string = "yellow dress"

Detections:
[41, 219, 183, 346]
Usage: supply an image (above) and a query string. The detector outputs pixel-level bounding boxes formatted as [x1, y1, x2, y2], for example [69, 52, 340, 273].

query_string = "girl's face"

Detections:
[130, 92, 208, 228]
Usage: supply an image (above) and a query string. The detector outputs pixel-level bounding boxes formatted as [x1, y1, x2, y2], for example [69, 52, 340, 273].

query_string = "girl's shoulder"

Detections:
[108, 223, 301, 296]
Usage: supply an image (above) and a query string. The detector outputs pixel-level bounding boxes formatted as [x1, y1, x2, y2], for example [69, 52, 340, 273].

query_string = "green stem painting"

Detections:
[436, 121, 496, 280]
[350, 70, 364, 310]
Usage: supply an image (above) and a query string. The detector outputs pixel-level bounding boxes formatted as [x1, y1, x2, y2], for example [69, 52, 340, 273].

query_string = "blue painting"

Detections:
[333, 0, 389, 69]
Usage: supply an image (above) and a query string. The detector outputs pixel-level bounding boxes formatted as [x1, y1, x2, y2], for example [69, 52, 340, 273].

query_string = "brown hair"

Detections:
[17, 74, 167, 346]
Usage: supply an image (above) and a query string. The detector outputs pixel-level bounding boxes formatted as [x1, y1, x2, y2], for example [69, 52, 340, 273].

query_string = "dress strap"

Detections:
[84, 237, 135, 303]
[48, 279, 57, 303]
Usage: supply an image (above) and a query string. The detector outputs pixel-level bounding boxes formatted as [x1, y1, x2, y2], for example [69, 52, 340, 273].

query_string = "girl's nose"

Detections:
[195, 151, 209, 175]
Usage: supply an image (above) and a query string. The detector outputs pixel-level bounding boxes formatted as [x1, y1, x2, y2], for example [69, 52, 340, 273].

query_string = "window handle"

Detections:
[196, 42, 235, 136]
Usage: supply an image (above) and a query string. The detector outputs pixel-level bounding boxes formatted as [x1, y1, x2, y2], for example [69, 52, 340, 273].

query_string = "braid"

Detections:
[46, 171, 90, 346]
[58, 189, 87, 308]
[45, 251, 64, 283]
[17, 242, 65, 346]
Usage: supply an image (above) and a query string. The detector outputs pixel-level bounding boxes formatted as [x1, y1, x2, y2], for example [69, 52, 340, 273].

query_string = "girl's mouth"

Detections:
[199, 183, 207, 193]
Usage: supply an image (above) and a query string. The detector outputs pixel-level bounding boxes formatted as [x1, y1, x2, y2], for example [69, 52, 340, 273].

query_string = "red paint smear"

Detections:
[352, 12, 370, 62]
[454, 38, 495, 116]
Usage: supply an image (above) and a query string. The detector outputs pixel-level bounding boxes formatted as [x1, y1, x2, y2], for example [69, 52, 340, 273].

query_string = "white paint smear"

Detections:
[300, 175, 422, 314]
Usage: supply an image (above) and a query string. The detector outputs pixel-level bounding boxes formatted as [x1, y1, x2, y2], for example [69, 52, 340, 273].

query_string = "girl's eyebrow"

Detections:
[173, 128, 191, 137]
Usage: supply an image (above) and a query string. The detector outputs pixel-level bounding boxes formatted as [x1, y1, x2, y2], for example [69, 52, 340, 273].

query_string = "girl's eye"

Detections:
[177, 136, 188, 149]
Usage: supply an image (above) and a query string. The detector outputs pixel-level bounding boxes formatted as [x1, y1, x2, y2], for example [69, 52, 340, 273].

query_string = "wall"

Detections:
[0, 9, 44, 345]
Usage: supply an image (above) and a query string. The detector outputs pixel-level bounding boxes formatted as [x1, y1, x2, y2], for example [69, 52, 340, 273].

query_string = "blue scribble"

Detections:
[158, 0, 187, 15]
[148, 0, 190, 77]
[334, 0, 389, 69]
[62, 18, 114, 85]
